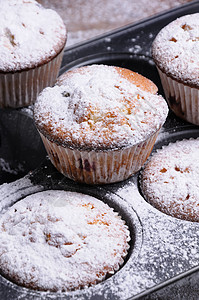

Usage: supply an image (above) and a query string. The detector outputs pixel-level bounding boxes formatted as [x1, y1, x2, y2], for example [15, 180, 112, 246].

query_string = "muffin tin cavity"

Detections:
[0, 170, 142, 299]
[0, 110, 46, 184]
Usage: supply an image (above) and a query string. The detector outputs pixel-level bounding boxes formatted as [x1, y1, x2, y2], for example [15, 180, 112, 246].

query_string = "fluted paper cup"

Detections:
[0, 49, 64, 108]
[39, 129, 160, 185]
[157, 67, 199, 125]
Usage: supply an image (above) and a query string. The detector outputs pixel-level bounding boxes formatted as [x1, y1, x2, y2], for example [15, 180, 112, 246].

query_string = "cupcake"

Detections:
[152, 13, 199, 125]
[0, 190, 130, 291]
[34, 64, 168, 184]
[141, 138, 199, 222]
[0, 0, 67, 108]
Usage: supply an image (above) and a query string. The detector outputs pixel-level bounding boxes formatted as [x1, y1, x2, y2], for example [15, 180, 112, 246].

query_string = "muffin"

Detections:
[141, 138, 199, 222]
[0, 0, 67, 108]
[34, 64, 168, 184]
[0, 190, 130, 291]
[152, 13, 199, 125]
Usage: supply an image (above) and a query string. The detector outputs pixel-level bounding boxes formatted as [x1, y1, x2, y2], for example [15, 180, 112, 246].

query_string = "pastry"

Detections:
[141, 138, 199, 222]
[0, 190, 130, 291]
[0, 0, 67, 107]
[34, 64, 168, 184]
[152, 13, 199, 125]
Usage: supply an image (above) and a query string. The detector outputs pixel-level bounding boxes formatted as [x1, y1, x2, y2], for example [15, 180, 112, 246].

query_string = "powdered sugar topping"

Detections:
[0, 190, 130, 291]
[141, 138, 199, 222]
[0, 0, 66, 72]
[152, 13, 199, 87]
[34, 65, 168, 150]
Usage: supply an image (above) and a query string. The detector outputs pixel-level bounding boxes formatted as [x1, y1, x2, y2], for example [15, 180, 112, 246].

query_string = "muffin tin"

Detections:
[1, 1, 199, 299]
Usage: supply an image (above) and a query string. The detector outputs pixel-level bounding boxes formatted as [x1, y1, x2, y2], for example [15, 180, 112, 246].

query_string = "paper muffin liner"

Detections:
[157, 67, 199, 125]
[39, 129, 160, 185]
[0, 49, 64, 108]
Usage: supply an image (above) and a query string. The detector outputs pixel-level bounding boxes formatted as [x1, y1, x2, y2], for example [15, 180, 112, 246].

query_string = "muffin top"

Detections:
[34, 65, 168, 151]
[0, 0, 67, 72]
[152, 13, 199, 88]
[141, 138, 199, 222]
[0, 190, 130, 291]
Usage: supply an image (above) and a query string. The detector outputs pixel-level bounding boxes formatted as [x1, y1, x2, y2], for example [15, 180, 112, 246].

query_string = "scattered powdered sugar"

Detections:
[0, 176, 44, 215]
[152, 13, 199, 87]
[110, 178, 199, 299]
[0, 190, 130, 292]
[154, 126, 170, 144]
[0, 0, 66, 72]
[34, 65, 168, 150]
[38, 0, 190, 48]
[0, 158, 24, 175]
[140, 138, 199, 222]
[1, 158, 199, 299]
[129, 44, 142, 54]
[66, 29, 106, 48]
[20, 105, 34, 118]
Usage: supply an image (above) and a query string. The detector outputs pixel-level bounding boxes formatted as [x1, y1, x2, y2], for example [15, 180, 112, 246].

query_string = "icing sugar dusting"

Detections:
[0, 158, 24, 175]
[0, 0, 66, 72]
[141, 138, 199, 222]
[0, 190, 130, 292]
[34, 65, 168, 150]
[1, 157, 199, 299]
[152, 13, 199, 87]
[113, 178, 199, 299]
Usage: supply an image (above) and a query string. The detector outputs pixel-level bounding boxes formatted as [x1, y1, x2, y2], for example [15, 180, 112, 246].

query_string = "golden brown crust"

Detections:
[114, 67, 158, 94]
[57, 66, 158, 94]
[34, 64, 167, 151]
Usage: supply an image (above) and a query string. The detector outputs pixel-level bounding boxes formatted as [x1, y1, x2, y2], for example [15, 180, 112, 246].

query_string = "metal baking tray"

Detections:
[0, 1, 199, 299]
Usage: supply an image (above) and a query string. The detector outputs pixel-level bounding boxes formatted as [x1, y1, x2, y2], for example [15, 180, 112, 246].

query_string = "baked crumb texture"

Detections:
[0, 190, 130, 291]
[0, 0, 67, 108]
[152, 13, 199, 125]
[34, 65, 168, 184]
[141, 138, 199, 222]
